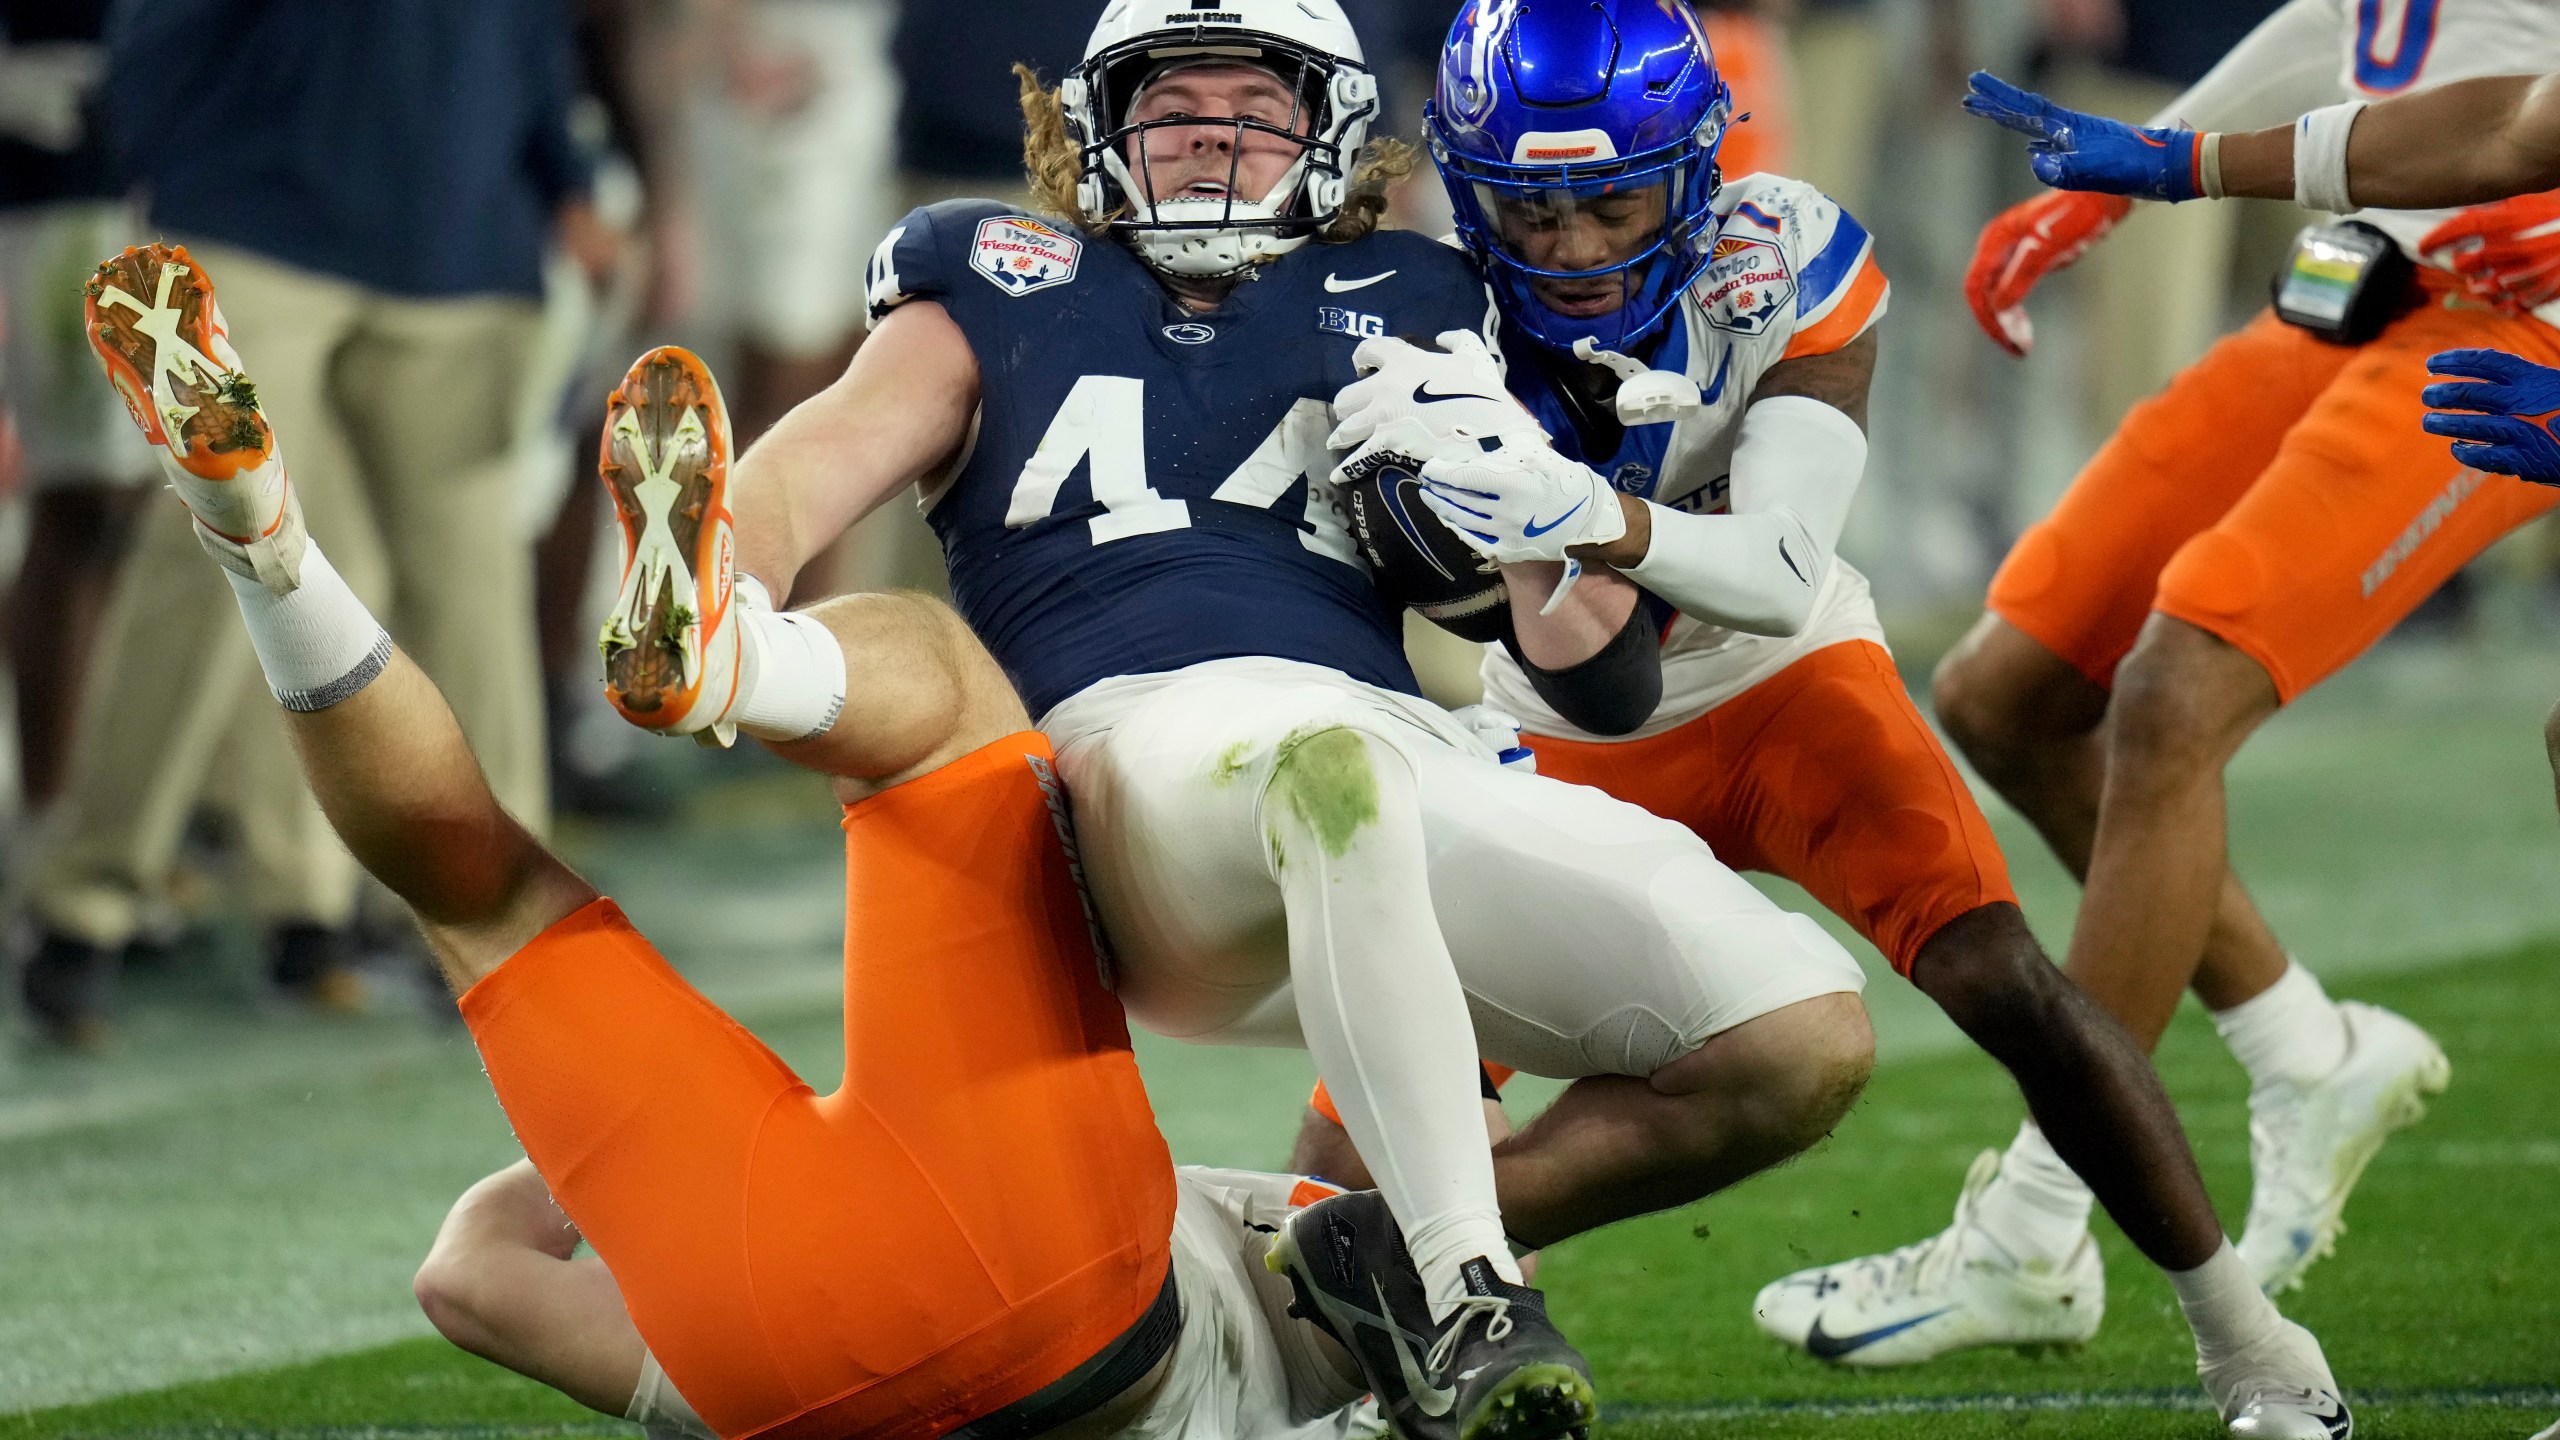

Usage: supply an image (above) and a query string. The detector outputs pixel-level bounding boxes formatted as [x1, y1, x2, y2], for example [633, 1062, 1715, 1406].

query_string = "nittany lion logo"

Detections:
[971, 217, 1082, 297]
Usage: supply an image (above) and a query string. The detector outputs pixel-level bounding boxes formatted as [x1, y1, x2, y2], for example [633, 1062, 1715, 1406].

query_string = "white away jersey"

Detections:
[1478, 172, 1891, 742]
[2329, 0, 2560, 261]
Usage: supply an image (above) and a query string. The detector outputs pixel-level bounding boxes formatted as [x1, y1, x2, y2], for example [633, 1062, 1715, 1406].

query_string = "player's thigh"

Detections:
[457, 899, 823, 1433]
[1049, 674, 1411, 1038]
[1709, 641, 2017, 975]
[2153, 292, 2560, 701]
[1411, 746, 1865, 1079]
[1988, 310, 2351, 690]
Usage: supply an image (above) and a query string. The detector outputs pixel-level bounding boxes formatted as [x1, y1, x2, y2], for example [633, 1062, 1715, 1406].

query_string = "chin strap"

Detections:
[1571, 338, 1706, 426]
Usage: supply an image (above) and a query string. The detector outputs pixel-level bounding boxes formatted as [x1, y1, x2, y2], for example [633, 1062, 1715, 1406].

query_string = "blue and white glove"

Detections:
[2422, 348, 2560, 484]
[1416, 441, 1628, 566]
[1962, 70, 2204, 203]
[1328, 328, 1547, 460]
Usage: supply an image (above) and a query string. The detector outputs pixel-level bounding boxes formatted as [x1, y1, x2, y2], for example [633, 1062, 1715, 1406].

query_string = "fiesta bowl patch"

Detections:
[972, 217, 1082, 297]
[1694, 234, 1795, 336]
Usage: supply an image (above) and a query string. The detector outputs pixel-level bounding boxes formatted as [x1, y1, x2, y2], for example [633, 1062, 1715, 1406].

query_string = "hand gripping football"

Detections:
[1336, 435, 1510, 642]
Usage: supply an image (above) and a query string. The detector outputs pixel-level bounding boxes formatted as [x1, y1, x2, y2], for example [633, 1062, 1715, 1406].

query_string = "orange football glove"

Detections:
[1963, 190, 2133, 356]
[2421, 193, 2560, 316]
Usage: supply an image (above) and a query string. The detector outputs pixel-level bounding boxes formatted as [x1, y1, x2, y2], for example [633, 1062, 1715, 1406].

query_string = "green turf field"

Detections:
[6, 639, 2558, 1437]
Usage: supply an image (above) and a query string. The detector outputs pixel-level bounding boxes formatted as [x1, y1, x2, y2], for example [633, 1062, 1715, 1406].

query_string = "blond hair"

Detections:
[1013, 62, 1418, 246]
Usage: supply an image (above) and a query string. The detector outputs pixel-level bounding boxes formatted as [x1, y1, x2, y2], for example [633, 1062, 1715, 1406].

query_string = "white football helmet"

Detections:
[1063, 0, 1378, 277]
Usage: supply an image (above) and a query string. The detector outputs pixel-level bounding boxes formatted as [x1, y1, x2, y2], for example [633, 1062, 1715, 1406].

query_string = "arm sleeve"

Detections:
[1498, 598, 1665, 738]
[1621, 395, 1867, 637]
[2143, 0, 2350, 132]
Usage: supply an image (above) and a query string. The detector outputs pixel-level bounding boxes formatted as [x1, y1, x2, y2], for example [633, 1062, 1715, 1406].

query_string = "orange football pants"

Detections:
[1990, 275, 2560, 701]
[1308, 640, 2013, 1126]
[458, 734, 1175, 1440]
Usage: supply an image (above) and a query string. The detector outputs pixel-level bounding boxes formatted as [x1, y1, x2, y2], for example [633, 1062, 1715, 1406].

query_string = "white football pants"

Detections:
[1045, 658, 1863, 1295]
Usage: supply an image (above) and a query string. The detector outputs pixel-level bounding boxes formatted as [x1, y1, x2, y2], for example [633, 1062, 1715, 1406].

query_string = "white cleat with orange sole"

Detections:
[85, 242, 304, 593]
[596, 346, 744, 746]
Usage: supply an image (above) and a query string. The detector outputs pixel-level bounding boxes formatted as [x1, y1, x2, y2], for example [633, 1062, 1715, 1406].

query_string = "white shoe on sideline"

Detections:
[2237, 1001, 2450, 1294]
[1750, 1150, 2104, 1366]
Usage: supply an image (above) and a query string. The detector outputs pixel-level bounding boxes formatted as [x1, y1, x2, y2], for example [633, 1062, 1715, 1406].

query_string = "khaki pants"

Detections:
[36, 242, 548, 945]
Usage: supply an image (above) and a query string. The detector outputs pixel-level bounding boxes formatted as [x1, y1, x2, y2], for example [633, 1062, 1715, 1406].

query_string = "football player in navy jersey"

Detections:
[1289, 4, 2355, 1436]
[595, 2, 1896, 1432]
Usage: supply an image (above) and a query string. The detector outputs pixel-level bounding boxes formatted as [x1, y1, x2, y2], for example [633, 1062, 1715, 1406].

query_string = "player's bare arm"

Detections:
[728, 298, 979, 604]
[1970, 67, 2560, 211]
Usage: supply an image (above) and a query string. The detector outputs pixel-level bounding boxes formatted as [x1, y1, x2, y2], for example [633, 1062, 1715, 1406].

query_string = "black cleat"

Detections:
[20, 932, 114, 1051]
[1266, 1190, 1594, 1440]
[1433, 1257, 1595, 1440]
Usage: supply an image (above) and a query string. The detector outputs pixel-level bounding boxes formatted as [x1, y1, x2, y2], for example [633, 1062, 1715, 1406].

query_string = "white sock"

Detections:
[1269, 728, 1522, 1319]
[731, 575, 846, 744]
[221, 542, 391, 712]
[2169, 1238, 2285, 1359]
[2212, 959, 2349, 1090]
[1970, 1121, 2096, 1268]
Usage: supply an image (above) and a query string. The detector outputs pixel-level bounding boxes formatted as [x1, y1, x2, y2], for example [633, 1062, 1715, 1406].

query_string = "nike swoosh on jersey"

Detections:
[1802, 1308, 1953, 1360]
[1523, 497, 1587, 538]
[1699, 347, 1733, 405]
[1326, 270, 1397, 292]
[1376, 1276, 1459, 1415]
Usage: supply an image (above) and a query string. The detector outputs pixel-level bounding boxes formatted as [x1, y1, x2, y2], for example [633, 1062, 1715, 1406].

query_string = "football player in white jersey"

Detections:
[1298, 1, 2353, 1434]
[1823, 0, 2560, 1373]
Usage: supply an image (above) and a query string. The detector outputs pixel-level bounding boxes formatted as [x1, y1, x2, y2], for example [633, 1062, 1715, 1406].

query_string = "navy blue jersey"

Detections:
[866, 201, 1492, 716]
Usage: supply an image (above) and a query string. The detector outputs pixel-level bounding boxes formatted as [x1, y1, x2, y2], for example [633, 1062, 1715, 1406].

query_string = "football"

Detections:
[1336, 444, 1511, 642]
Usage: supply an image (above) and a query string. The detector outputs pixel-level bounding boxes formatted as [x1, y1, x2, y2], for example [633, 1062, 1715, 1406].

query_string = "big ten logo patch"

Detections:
[972, 217, 1082, 297]
[1317, 306, 1387, 339]
[1694, 234, 1794, 336]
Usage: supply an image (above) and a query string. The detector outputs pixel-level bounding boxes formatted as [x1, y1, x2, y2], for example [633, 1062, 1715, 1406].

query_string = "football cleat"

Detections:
[1751, 1149, 2104, 1367]
[84, 243, 304, 593]
[2236, 1001, 2450, 1294]
[597, 347, 742, 745]
[1267, 1191, 1595, 1440]
[2199, 1317, 2352, 1439]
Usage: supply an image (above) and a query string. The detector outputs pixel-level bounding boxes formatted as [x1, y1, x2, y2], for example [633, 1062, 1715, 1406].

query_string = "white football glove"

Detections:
[1417, 441, 1627, 566]
[1327, 328, 1547, 457]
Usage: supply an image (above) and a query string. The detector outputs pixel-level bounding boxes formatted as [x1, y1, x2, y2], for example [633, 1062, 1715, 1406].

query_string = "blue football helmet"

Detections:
[1427, 0, 1733, 354]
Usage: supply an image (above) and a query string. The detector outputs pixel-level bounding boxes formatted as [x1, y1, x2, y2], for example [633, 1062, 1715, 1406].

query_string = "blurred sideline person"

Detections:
[1288, 4, 2349, 1431]
[1913, 0, 2560, 1316]
[0, 0, 152, 815]
[80, 244, 1424, 1440]
[701, 0, 901, 448]
[21, 0, 603, 1042]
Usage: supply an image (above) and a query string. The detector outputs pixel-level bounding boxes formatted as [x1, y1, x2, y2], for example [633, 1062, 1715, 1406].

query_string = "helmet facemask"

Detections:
[1433, 103, 1730, 354]
[1064, 40, 1377, 278]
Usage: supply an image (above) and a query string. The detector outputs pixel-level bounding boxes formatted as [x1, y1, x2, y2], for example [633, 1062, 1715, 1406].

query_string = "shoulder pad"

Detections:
[1699, 174, 1886, 355]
